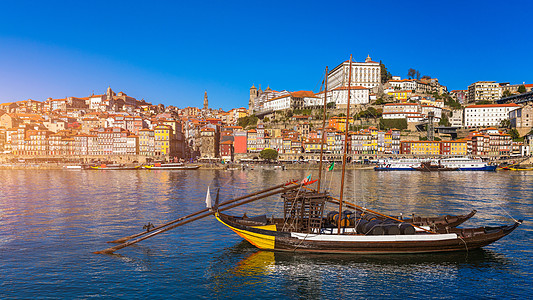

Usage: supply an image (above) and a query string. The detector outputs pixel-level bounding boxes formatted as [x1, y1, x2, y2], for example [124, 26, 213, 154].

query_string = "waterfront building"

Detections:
[138, 129, 155, 156]
[467, 81, 502, 103]
[303, 138, 322, 153]
[440, 140, 468, 156]
[154, 125, 172, 156]
[246, 129, 257, 153]
[400, 141, 440, 156]
[23, 129, 51, 156]
[327, 55, 381, 90]
[351, 129, 373, 154]
[74, 134, 91, 156]
[465, 128, 511, 157]
[464, 103, 519, 127]
[199, 127, 219, 158]
[232, 130, 247, 154]
[220, 140, 233, 161]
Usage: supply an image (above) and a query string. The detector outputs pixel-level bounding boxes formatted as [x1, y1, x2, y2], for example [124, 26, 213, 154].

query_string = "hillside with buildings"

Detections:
[1, 55, 533, 164]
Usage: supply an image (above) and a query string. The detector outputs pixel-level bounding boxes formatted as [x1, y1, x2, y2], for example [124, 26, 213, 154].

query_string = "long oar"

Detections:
[95, 183, 302, 254]
[107, 181, 295, 244]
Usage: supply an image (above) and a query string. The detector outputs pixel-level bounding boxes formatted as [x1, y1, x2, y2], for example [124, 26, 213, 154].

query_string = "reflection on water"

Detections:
[0, 169, 531, 299]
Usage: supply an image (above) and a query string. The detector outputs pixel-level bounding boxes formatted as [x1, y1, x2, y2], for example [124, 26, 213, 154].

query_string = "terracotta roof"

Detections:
[290, 91, 316, 98]
[332, 86, 368, 91]
[384, 103, 418, 106]
[466, 103, 520, 108]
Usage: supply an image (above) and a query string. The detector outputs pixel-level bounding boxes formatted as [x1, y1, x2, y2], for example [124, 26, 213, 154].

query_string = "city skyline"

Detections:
[1, 0, 532, 110]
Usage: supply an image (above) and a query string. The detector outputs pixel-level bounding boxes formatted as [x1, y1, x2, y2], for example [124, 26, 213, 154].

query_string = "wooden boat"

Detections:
[507, 166, 533, 171]
[412, 161, 459, 172]
[143, 163, 200, 170]
[215, 207, 521, 254]
[89, 164, 140, 170]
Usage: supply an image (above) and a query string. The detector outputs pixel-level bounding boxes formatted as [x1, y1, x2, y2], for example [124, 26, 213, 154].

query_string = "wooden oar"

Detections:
[107, 181, 295, 244]
[95, 183, 302, 254]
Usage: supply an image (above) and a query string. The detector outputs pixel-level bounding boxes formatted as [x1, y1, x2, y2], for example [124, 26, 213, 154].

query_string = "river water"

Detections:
[0, 169, 531, 299]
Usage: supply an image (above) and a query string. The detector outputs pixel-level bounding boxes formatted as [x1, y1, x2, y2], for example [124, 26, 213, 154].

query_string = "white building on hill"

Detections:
[464, 103, 520, 127]
[327, 55, 381, 90]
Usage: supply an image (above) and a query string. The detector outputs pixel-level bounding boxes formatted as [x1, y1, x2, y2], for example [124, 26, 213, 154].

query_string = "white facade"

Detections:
[263, 95, 291, 111]
[89, 95, 104, 110]
[327, 55, 381, 90]
[382, 103, 441, 123]
[464, 104, 520, 127]
[450, 110, 463, 128]
[303, 95, 323, 107]
[319, 86, 369, 108]
[389, 79, 417, 91]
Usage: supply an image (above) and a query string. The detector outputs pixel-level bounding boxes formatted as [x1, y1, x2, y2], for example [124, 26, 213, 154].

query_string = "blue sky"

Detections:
[1, 0, 531, 110]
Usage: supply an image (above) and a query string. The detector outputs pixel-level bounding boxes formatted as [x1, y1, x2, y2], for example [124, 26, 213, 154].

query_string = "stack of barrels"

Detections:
[326, 210, 415, 235]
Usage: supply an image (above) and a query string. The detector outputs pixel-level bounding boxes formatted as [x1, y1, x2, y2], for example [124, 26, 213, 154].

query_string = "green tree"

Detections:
[509, 129, 520, 140]
[237, 115, 258, 129]
[407, 68, 416, 79]
[263, 117, 270, 123]
[518, 85, 526, 93]
[259, 149, 278, 161]
[502, 90, 512, 97]
[380, 61, 392, 84]
[439, 114, 450, 126]
[500, 119, 511, 128]
[379, 118, 407, 130]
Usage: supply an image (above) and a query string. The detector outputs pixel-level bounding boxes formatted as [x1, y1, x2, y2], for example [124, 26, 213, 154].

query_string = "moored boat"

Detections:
[215, 208, 521, 254]
[143, 163, 200, 170]
[90, 164, 140, 170]
[376, 157, 497, 171]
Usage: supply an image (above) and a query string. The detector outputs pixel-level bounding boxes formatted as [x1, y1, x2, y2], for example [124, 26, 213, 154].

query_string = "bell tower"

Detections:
[203, 90, 208, 110]
[249, 84, 257, 114]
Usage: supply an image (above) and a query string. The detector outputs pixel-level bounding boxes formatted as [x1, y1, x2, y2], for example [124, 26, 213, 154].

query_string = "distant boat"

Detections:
[64, 165, 82, 169]
[375, 157, 497, 171]
[143, 163, 200, 170]
[90, 164, 140, 170]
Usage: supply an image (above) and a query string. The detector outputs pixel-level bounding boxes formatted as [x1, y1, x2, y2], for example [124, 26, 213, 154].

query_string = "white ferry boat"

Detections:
[375, 157, 496, 171]
[374, 158, 424, 171]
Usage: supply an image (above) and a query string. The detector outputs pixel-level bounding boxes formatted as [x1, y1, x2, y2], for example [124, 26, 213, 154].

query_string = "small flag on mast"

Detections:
[328, 162, 335, 171]
[301, 174, 312, 184]
[205, 186, 212, 209]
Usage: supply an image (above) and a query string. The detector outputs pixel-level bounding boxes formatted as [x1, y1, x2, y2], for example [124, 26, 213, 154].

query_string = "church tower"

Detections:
[106, 86, 114, 100]
[203, 90, 209, 110]
[249, 84, 257, 113]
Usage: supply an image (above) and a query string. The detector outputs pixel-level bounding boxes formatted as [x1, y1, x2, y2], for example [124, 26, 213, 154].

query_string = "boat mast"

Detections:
[338, 55, 352, 234]
[317, 66, 329, 192]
